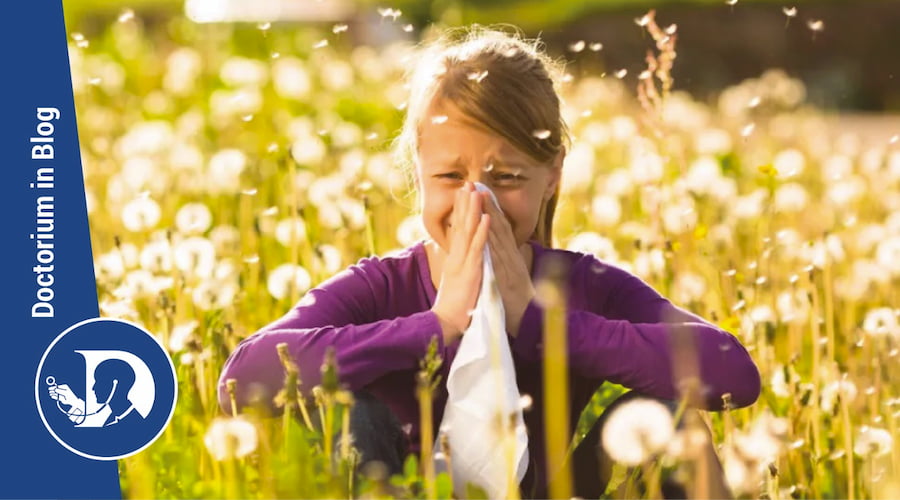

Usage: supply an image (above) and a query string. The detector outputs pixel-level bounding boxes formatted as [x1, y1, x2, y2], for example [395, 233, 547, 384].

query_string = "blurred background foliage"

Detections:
[63, 0, 900, 111]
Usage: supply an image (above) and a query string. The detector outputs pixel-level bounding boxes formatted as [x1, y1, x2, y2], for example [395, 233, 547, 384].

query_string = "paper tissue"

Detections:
[434, 182, 529, 499]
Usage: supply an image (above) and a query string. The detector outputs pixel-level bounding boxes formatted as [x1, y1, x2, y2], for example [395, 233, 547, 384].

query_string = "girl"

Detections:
[219, 26, 761, 498]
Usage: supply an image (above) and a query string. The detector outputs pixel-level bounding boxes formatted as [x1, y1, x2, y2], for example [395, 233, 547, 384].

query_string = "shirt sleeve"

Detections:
[511, 254, 760, 410]
[217, 260, 446, 415]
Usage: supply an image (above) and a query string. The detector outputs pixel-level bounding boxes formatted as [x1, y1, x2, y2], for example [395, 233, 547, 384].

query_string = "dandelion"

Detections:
[774, 182, 809, 212]
[267, 264, 312, 300]
[274, 217, 307, 247]
[207, 149, 246, 194]
[204, 416, 258, 461]
[566, 232, 619, 263]
[600, 399, 674, 466]
[139, 240, 173, 273]
[175, 202, 213, 235]
[192, 279, 238, 310]
[209, 225, 241, 255]
[769, 365, 791, 398]
[673, 272, 706, 304]
[590, 194, 622, 227]
[173, 236, 216, 279]
[290, 135, 327, 166]
[875, 236, 900, 276]
[862, 308, 899, 339]
[734, 411, 789, 462]
[820, 378, 858, 413]
[314, 244, 343, 275]
[854, 426, 893, 457]
[272, 57, 311, 99]
[219, 57, 268, 87]
[121, 197, 161, 232]
[776, 289, 811, 324]
[169, 320, 199, 352]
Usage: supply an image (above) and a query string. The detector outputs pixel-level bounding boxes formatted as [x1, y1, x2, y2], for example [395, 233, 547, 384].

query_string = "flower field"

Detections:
[71, 7, 900, 499]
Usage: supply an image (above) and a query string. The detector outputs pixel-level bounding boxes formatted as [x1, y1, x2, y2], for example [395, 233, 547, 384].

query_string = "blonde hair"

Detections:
[393, 25, 571, 247]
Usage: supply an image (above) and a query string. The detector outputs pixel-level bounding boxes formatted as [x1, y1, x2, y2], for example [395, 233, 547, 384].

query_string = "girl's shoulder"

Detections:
[530, 240, 633, 286]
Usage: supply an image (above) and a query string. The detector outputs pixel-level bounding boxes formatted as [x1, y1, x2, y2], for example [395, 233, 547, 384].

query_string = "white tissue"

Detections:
[434, 182, 529, 499]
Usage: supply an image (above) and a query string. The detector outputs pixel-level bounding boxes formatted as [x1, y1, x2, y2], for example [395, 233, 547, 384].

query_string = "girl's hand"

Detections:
[481, 192, 536, 337]
[431, 183, 492, 345]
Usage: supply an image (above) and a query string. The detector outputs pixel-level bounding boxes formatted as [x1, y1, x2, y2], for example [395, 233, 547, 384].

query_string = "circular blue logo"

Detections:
[35, 318, 177, 460]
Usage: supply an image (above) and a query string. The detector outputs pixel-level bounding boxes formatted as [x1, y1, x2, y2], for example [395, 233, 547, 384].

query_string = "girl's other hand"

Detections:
[431, 182, 491, 345]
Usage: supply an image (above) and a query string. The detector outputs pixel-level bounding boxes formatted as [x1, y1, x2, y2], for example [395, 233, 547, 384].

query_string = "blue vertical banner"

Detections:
[0, 1, 176, 498]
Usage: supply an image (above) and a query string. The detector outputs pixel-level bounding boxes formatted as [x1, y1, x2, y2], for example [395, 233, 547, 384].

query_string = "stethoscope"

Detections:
[46, 376, 117, 425]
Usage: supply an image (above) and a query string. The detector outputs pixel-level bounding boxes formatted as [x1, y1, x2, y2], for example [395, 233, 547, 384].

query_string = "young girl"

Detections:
[219, 26, 761, 498]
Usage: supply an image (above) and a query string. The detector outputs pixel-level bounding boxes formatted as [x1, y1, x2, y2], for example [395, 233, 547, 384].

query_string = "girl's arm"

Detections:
[217, 263, 445, 415]
[510, 255, 761, 410]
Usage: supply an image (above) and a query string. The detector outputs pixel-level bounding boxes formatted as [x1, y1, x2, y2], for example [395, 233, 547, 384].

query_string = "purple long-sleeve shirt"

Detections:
[218, 239, 760, 496]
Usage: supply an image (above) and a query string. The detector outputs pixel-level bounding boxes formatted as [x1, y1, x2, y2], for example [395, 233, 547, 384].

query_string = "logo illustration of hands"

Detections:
[47, 377, 86, 423]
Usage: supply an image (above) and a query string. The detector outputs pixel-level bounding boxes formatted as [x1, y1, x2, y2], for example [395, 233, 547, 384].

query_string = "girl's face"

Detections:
[415, 99, 563, 252]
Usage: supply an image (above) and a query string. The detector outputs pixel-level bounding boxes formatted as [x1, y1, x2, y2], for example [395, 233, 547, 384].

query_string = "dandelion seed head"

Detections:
[121, 197, 161, 232]
[173, 236, 217, 279]
[267, 263, 312, 300]
[175, 202, 213, 235]
[204, 416, 258, 461]
[854, 426, 893, 457]
[863, 307, 899, 339]
[601, 399, 674, 466]
[274, 217, 308, 247]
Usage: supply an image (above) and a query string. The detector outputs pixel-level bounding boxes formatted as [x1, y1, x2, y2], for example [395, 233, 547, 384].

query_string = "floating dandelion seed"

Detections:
[807, 19, 824, 38]
[117, 9, 135, 22]
[639, 70, 652, 80]
[71, 32, 85, 41]
[890, 134, 898, 144]
[365, 132, 378, 141]
[377, 7, 401, 20]
[589, 42, 603, 51]
[313, 39, 329, 49]
[503, 47, 519, 57]
[741, 123, 756, 137]
[518, 394, 533, 411]
[614, 69, 628, 79]
[467, 70, 489, 83]
[241, 188, 258, 195]
[725, 0, 738, 5]
[635, 15, 651, 27]
[402, 24, 414, 32]
[241, 114, 253, 122]
[561, 73, 574, 83]
[483, 162, 495, 172]
[783, 6, 797, 17]
[243, 254, 260, 264]
[665, 24, 678, 35]
[204, 416, 258, 461]
[332, 23, 348, 34]
[431, 115, 448, 125]
[271, 51, 280, 59]
[568, 40, 586, 53]
[748, 96, 762, 107]
[266, 143, 279, 153]
[532, 129, 551, 140]
[257, 21, 271, 31]
[88, 77, 102, 86]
